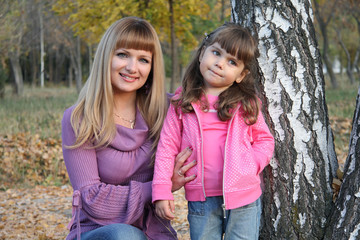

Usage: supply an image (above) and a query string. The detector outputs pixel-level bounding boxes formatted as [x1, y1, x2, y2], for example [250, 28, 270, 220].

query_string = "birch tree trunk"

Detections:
[39, 3, 45, 88]
[75, 35, 82, 93]
[9, 52, 24, 96]
[324, 86, 360, 239]
[231, 1, 337, 239]
[169, 0, 179, 93]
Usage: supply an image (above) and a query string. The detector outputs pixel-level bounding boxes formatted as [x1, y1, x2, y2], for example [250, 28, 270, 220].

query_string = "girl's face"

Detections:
[111, 48, 152, 95]
[199, 42, 247, 96]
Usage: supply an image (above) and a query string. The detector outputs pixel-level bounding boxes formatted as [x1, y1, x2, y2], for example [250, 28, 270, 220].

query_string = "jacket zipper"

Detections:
[192, 104, 207, 199]
[192, 103, 240, 217]
[222, 105, 240, 219]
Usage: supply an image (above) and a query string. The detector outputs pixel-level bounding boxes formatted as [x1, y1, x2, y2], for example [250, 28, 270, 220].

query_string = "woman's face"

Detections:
[111, 48, 152, 95]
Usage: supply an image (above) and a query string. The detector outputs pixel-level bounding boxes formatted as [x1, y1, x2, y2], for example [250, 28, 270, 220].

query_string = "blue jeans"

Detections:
[78, 223, 147, 240]
[187, 197, 261, 240]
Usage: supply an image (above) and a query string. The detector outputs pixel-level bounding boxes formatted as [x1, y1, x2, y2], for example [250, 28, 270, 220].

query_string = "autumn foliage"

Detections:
[0, 133, 68, 189]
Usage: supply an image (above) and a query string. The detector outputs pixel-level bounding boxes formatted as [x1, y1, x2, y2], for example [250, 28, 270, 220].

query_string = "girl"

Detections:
[152, 23, 275, 239]
[62, 17, 195, 240]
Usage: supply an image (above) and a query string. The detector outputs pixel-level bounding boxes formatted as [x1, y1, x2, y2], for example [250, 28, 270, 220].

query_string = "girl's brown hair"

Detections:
[173, 22, 260, 125]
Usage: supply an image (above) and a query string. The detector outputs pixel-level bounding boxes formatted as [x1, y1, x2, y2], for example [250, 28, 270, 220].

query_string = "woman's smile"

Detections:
[119, 72, 138, 82]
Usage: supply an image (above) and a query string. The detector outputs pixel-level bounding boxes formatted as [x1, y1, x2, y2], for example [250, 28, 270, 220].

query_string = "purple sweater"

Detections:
[62, 106, 177, 240]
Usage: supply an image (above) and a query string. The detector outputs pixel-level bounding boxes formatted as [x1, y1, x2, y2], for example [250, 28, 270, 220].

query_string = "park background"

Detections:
[0, 0, 359, 239]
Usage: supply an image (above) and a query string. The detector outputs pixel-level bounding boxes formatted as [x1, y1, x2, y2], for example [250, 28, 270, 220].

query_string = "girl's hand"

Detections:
[155, 200, 175, 220]
[171, 147, 197, 192]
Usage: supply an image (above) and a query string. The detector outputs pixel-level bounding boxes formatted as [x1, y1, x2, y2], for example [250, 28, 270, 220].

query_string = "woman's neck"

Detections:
[113, 92, 137, 128]
[113, 92, 136, 108]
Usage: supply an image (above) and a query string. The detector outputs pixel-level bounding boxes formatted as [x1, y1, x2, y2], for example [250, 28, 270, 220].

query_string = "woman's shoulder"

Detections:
[166, 92, 174, 99]
[63, 105, 76, 117]
[62, 105, 76, 125]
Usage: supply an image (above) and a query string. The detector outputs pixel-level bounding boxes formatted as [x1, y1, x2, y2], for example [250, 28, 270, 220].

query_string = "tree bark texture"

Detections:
[168, 0, 179, 93]
[324, 86, 360, 239]
[231, 1, 337, 239]
[9, 52, 24, 96]
[353, 18, 360, 80]
[75, 35, 82, 93]
[39, 4, 45, 88]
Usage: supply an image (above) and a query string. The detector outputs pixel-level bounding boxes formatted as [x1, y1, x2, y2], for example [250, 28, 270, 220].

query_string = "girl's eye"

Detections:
[212, 50, 220, 56]
[229, 59, 237, 66]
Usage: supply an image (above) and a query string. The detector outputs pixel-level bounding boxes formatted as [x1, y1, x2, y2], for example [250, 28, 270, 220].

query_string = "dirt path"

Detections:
[0, 185, 190, 240]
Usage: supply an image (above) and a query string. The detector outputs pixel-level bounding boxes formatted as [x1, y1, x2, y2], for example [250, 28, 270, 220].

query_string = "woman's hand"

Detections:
[171, 147, 197, 192]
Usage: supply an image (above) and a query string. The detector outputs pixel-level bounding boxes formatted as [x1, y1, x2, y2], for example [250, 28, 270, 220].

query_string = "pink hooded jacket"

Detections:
[152, 93, 275, 210]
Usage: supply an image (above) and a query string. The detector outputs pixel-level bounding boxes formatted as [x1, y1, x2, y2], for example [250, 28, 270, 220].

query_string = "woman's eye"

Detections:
[139, 58, 150, 64]
[116, 52, 127, 58]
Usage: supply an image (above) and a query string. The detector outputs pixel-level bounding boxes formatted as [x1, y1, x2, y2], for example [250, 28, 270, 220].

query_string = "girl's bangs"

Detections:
[116, 27, 155, 53]
[214, 31, 254, 63]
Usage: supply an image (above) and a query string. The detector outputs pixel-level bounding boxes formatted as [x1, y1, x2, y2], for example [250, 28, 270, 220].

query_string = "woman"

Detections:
[62, 17, 196, 240]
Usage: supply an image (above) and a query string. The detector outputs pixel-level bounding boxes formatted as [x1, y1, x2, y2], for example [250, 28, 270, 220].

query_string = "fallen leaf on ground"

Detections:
[0, 185, 190, 240]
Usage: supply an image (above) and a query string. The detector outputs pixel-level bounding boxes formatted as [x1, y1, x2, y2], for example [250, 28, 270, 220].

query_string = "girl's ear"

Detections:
[235, 69, 250, 83]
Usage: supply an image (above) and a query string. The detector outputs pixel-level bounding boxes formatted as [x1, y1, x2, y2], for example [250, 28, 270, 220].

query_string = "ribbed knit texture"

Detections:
[62, 106, 177, 240]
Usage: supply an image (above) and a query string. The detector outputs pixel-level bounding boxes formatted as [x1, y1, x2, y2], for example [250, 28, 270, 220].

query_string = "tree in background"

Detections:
[0, 0, 357, 95]
[0, 0, 9, 98]
[232, 0, 338, 238]
[336, 0, 360, 84]
[52, 0, 212, 92]
[313, 0, 360, 87]
[0, 0, 75, 94]
[0, 63, 7, 98]
[0, 0, 26, 96]
[351, 0, 360, 76]
[0, 0, 231, 94]
[313, 0, 339, 89]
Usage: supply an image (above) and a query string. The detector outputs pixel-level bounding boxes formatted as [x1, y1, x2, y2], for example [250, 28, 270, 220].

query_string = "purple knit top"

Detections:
[62, 106, 177, 240]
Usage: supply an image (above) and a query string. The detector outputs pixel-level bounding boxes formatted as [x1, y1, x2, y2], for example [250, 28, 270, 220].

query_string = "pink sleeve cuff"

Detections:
[152, 184, 174, 203]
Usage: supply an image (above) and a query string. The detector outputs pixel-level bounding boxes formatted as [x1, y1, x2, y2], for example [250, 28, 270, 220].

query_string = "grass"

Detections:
[0, 77, 358, 187]
[0, 85, 77, 188]
[324, 76, 359, 166]
[325, 78, 358, 120]
[1, 79, 356, 139]
[0, 85, 78, 139]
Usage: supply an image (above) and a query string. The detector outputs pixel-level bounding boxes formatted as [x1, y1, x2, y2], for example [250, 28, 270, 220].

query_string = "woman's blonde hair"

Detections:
[173, 22, 260, 125]
[69, 17, 167, 154]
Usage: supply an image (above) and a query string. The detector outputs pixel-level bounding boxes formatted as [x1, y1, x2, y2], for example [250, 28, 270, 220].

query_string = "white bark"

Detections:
[231, 0, 337, 239]
[325, 86, 360, 239]
[39, 3, 45, 88]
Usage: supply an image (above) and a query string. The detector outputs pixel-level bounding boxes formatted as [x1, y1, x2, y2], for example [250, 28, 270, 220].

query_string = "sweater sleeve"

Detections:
[250, 109, 275, 174]
[152, 104, 182, 202]
[61, 107, 151, 226]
